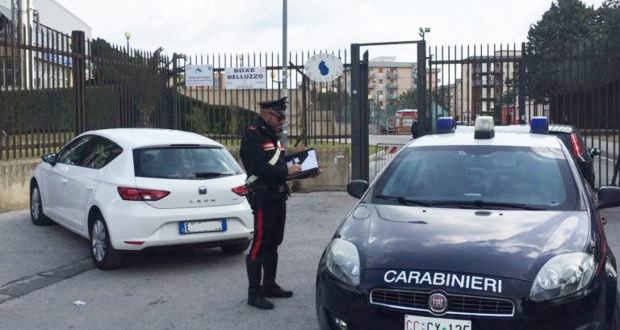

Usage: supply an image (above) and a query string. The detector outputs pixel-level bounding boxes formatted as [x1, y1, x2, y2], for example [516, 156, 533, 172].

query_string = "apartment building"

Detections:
[454, 50, 522, 124]
[368, 56, 416, 113]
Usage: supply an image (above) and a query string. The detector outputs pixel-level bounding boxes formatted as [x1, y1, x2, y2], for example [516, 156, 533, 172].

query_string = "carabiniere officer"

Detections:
[240, 97, 302, 310]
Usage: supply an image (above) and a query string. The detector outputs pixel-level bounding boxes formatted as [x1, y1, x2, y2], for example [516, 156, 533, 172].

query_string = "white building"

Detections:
[0, 0, 91, 88]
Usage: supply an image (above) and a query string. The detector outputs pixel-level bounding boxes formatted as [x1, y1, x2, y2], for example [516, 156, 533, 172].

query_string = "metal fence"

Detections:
[0, 22, 353, 160]
[426, 42, 620, 187]
[373, 143, 404, 178]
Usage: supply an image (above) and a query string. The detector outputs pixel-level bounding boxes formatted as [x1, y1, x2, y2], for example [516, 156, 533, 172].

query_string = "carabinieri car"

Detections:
[316, 117, 620, 330]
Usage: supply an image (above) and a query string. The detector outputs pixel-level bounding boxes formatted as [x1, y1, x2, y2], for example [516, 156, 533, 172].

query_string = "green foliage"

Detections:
[89, 39, 166, 127]
[179, 94, 258, 136]
[399, 88, 418, 110]
[0, 88, 73, 133]
[526, 0, 620, 101]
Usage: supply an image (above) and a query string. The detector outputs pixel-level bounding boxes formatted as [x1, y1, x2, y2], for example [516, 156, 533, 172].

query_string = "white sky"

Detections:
[52, 0, 605, 62]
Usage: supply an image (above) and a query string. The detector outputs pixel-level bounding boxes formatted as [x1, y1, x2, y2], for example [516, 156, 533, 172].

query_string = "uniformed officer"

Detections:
[240, 97, 302, 310]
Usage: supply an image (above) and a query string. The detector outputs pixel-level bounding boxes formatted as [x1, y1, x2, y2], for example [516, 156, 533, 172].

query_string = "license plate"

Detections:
[404, 315, 472, 330]
[179, 219, 227, 234]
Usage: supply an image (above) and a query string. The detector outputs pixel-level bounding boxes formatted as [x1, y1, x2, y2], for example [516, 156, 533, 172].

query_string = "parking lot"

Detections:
[2, 189, 620, 330]
[0, 192, 356, 330]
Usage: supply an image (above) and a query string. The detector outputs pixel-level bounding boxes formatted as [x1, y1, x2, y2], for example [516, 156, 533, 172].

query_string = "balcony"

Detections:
[387, 72, 399, 79]
[368, 83, 375, 89]
[387, 83, 398, 89]
[369, 73, 376, 79]
[387, 94, 399, 100]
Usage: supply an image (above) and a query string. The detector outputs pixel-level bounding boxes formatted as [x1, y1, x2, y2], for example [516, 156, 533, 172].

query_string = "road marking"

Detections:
[600, 156, 616, 163]
[0, 258, 93, 304]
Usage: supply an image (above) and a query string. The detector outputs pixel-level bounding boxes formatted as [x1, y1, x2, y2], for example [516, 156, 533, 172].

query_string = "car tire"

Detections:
[221, 239, 251, 255]
[316, 281, 335, 330]
[611, 291, 620, 330]
[90, 215, 123, 270]
[30, 182, 52, 226]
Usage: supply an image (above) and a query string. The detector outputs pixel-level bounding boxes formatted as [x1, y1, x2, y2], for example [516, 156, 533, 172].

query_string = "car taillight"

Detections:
[232, 185, 248, 196]
[570, 133, 583, 157]
[117, 187, 170, 201]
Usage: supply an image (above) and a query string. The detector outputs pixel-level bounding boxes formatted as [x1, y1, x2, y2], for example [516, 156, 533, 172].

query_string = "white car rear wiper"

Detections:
[194, 172, 233, 178]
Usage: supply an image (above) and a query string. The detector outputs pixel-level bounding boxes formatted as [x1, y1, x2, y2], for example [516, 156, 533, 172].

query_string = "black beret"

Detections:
[259, 97, 287, 112]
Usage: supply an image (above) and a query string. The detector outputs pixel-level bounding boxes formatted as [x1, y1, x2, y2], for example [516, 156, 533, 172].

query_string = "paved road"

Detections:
[2, 191, 620, 330]
[0, 192, 357, 330]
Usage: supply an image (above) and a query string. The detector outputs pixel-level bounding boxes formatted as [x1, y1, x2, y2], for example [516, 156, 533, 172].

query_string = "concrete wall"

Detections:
[0, 146, 350, 212]
[0, 160, 38, 213]
[228, 146, 350, 192]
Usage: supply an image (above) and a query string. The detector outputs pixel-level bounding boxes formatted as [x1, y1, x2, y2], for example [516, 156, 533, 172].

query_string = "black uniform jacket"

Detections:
[240, 117, 288, 200]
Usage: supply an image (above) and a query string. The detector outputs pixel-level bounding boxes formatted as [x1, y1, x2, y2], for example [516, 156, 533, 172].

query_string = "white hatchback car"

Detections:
[30, 128, 253, 270]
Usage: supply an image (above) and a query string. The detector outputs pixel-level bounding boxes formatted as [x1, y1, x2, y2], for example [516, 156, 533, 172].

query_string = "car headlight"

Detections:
[530, 252, 596, 301]
[325, 238, 360, 286]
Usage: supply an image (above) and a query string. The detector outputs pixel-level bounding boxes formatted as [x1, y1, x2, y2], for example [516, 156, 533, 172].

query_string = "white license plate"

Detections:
[405, 315, 472, 330]
[179, 219, 226, 234]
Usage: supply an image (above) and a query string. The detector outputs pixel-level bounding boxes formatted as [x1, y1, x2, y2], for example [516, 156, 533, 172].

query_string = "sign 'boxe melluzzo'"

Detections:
[225, 67, 267, 90]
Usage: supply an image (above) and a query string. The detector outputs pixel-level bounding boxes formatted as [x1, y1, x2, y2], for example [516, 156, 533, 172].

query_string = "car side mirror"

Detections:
[41, 153, 57, 166]
[347, 180, 368, 199]
[589, 147, 601, 157]
[597, 186, 620, 210]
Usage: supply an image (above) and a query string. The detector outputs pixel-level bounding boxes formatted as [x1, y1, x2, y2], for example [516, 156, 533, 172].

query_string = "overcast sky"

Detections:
[53, 0, 605, 62]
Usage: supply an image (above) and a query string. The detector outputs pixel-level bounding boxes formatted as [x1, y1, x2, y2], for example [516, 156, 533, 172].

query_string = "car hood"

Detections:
[340, 204, 590, 281]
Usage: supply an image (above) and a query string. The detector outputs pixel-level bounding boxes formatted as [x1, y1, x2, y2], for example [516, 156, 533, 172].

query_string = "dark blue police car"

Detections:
[316, 117, 620, 330]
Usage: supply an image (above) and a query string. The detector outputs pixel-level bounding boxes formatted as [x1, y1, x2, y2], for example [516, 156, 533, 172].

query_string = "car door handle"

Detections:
[60, 179, 68, 184]
[86, 185, 95, 191]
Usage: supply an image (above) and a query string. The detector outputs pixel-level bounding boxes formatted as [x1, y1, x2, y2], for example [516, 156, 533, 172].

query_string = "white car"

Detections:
[30, 128, 253, 270]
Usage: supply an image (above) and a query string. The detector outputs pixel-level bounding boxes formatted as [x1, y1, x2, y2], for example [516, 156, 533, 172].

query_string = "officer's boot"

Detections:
[246, 256, 274, 309]
[262, 253, 293, 298]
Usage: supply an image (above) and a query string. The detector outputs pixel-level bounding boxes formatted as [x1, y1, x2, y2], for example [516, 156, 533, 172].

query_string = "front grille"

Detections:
[370, 289, 515, 317]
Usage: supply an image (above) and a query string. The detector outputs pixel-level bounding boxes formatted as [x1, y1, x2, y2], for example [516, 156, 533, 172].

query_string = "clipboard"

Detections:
[285, 148, 320, 180]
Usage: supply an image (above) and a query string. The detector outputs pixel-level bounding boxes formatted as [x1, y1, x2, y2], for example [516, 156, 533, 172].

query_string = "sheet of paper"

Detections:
[301, 150, 318, 171]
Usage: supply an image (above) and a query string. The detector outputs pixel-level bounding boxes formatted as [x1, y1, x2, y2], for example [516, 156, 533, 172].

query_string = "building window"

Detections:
[379, 68, 383, 73]
[379, 79, 383, 84]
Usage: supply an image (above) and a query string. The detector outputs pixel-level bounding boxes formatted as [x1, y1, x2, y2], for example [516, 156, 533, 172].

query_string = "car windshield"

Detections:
[134, 147, 243, 179]
[373, 145, 580, 210]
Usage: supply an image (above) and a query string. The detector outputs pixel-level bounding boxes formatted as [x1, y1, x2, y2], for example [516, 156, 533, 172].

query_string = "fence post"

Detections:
[351, 44, 361, 180]
[519, 42, 527, 124]
[417, 40, 427, 136]
[72, 30, 86, 135]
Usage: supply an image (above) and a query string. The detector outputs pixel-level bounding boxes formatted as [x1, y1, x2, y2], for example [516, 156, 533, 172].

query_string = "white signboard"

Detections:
[225, 67, 267, 89]
[304, 54, 344, 83]
[185, 65, 213, 87]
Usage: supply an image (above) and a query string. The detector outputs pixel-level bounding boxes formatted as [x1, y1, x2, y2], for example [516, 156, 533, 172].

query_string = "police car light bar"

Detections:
[436, 117, 455, 133]
[474, 116, 495, 139]
[530, 117, 549, 134]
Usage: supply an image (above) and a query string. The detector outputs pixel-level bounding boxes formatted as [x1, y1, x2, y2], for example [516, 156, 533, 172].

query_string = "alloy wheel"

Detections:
[92, 220, 107, 262]
[31, 187, 41, 220]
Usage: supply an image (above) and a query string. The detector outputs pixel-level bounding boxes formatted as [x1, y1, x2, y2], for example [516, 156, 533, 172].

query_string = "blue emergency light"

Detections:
[530, 117, 549, 134]
[436, 117, 455, 133]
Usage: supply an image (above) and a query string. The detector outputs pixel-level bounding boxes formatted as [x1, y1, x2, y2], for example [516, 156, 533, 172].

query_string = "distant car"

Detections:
[316, 117, 620, 330]
[548, 124, 600, 188]
[30, 129, 253, 270]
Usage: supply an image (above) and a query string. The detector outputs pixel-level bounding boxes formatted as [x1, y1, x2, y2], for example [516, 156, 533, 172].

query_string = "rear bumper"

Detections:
[102, 200, 253, 250]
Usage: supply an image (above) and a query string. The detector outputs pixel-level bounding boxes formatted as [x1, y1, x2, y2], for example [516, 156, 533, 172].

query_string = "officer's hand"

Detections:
[288, 164, 302, 175]
[310, 167, 323, 178]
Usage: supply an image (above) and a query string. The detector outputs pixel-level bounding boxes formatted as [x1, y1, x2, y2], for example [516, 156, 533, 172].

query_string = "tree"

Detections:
[525, 0, 620, 101]
[398, 88, 418, 110]
[525, 0, 597, 101]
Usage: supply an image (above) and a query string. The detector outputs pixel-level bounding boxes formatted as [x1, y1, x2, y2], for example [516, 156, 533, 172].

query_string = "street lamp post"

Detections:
[124, 31, 131, 54]
[418, 27, 431, 40]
